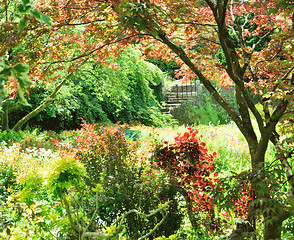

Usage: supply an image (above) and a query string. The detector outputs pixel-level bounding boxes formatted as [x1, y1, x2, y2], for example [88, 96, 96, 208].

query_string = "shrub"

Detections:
[0, 143, 67, 239]
[45, 155, 86, 197]
[153, 128, 219, 232]
[51, 121, 183, 238]
[0, 130, 25, 145]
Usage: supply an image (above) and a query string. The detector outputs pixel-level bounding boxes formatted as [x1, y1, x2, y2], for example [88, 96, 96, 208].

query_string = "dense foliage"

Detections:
[153, 128, 219, 231]
[0, 120, 293, 239]
[6, 48, 169, 131]
[0, 123, 183, 239]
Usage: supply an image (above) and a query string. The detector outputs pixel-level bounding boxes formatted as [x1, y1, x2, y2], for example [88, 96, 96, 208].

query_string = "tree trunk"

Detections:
[263, 211, 289, 240]
[153, 9, 290, 239]
[1, 100, 9, 131]
[178, 187, 200, 231]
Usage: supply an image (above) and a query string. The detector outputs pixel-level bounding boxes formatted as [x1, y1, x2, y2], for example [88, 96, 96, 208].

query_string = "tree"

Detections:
[109, 1, 293, 238]
[1, 0, 293, 238]
[47, 0, 292, 238]
[0, 0, 123, 130]
[0, 0, 65, 131]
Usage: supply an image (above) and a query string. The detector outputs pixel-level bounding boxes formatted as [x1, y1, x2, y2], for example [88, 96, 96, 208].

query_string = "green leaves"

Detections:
[41, 13, 52, 27]
[30, 9, 52, 27]
[0, 59, 32, 106]
[11, 63, 32, 106]
[17, 0, 52, 33]
[116, 0, 159, 34]
[29, 9, 42, 20]
[45, 156, 86, 197]
[13, 62, 29, 74]
[18, 19, 27, 33]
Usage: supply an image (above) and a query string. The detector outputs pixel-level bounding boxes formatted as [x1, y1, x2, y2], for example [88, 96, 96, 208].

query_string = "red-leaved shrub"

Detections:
[153, 128, 219, 230]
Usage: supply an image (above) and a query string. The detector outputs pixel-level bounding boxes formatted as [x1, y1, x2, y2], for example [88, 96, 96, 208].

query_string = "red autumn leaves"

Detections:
[154, 128, 218, 213]
[154, 128, 250, 224]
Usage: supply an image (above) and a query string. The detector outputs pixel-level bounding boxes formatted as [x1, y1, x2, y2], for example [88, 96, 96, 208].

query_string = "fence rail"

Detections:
[165, 80, 200, 103]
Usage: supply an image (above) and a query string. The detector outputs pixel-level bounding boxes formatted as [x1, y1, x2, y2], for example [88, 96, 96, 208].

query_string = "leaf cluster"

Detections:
[153, 128, 219, 230]
[15, 0, 51, 32]
[0, 60, 31, 106]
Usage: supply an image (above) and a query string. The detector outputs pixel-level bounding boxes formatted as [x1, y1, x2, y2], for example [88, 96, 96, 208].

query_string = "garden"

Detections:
[1, 0, 294, 239]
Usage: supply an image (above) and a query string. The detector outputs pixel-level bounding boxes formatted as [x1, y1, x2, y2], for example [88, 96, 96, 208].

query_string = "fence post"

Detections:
[182, 83, 184, 100]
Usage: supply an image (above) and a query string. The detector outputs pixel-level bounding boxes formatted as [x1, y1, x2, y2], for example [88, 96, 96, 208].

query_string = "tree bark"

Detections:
[1, 100, 9, 131]
[263, 210, 290, 240]
[178, 187, 200, 231]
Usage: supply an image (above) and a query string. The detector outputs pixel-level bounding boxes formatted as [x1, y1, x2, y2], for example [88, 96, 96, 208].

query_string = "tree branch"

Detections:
[12, 73, 72, 131]
[250, 28, 276, 55]
[56, 19, 107, 28]
[155, 28, 245, 132]
[62, 194, 81, 234]
[81, 203, 169, 240]
[171, 21, 217, 28]
[46, 35, 139, 65]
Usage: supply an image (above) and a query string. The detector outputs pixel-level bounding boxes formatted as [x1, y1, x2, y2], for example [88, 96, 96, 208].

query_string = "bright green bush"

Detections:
[45, 155, 86, 197]
[10, 48, 168, 131]
[0, 130, 25, 145]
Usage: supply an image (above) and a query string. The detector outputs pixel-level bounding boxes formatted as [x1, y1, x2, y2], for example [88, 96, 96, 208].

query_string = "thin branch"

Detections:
[199, 36, 220, 45]
[138, 211, 168, 240]
[62, 194, 81, 234]
[12, 73, 73, 131]
[255, 52, 278, 68]
[56, 19, 106, 27]
[2, 97, 14, 104]
[250, 28, 277, 55]
[81, 203, 169, 240]
[171, 21, 217, 28]
[281, 65, 294, 81]
[283, 110, 294, 116]
[71, 195, 81, 230]
[46, 35, 140, 65]
[228, 3, 248, 55]
[40, 222, 62, 240]
[272, 65, 294, 92]
[83, 191, 100, 234]
[172, 36, 220, 46]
